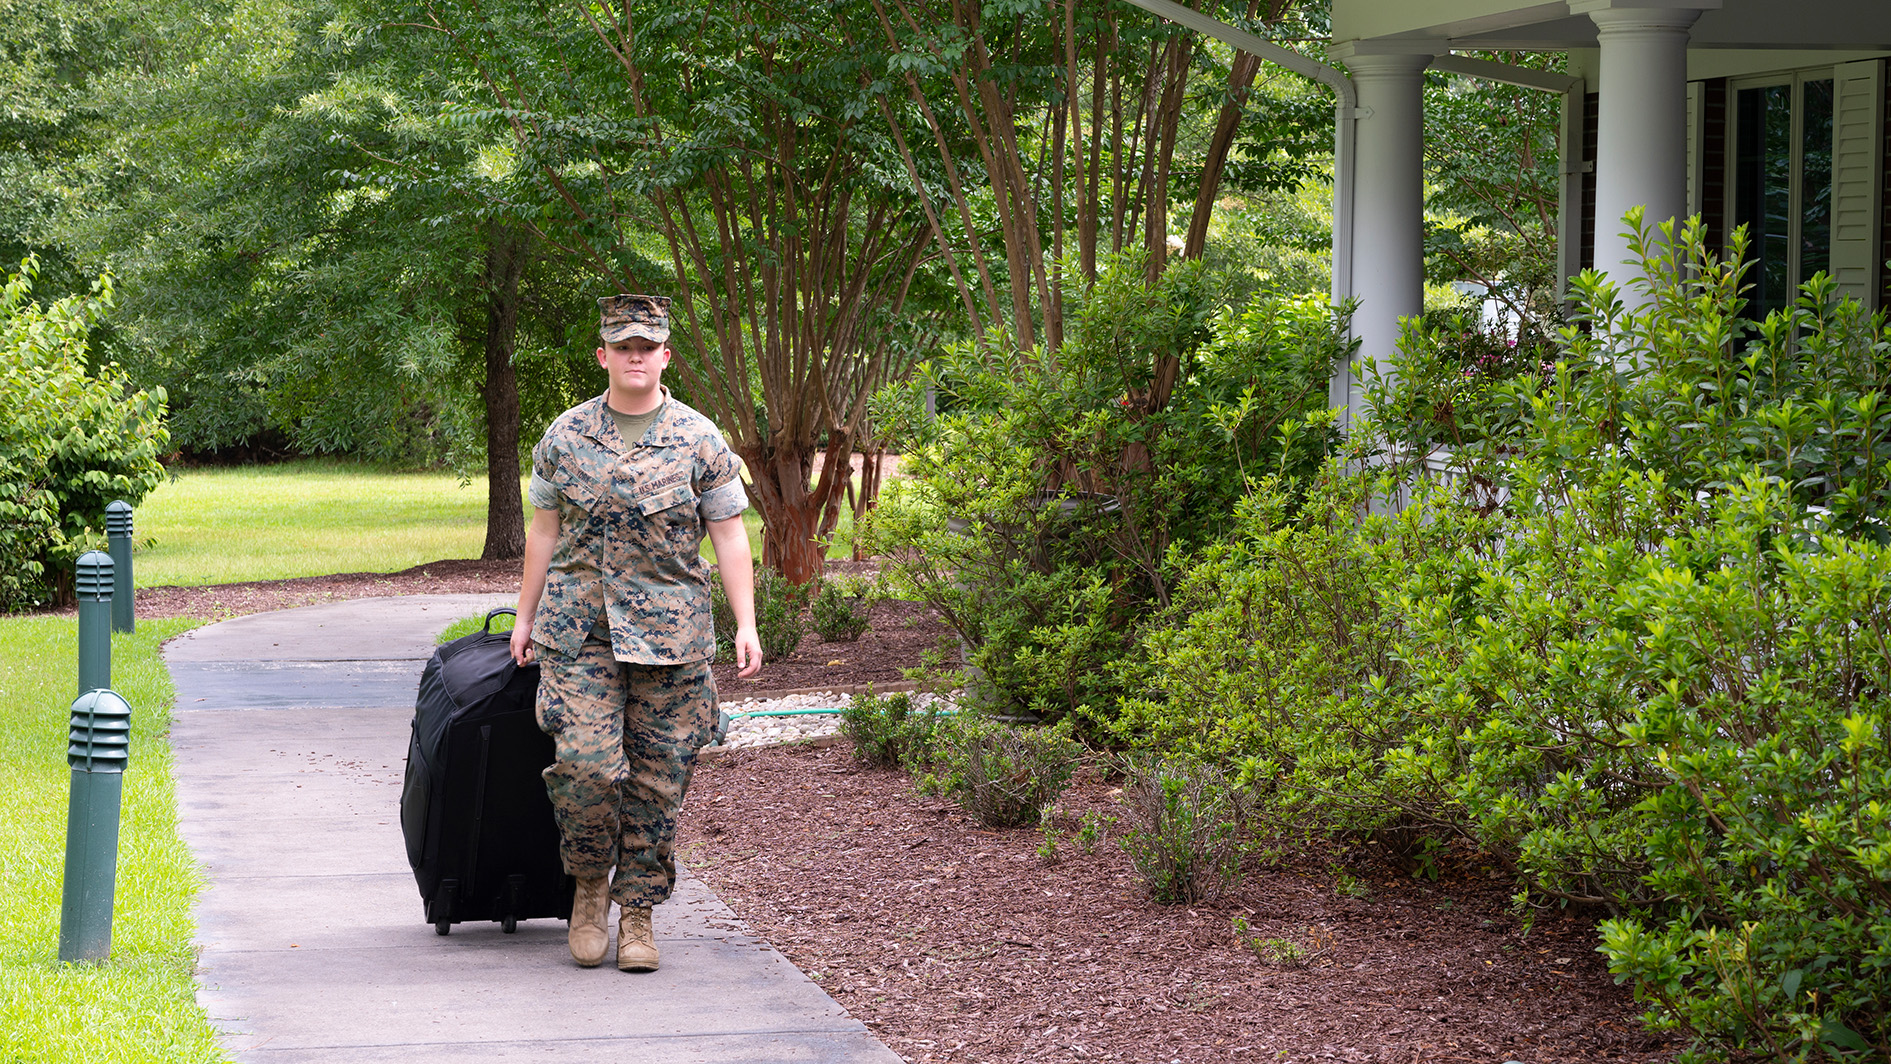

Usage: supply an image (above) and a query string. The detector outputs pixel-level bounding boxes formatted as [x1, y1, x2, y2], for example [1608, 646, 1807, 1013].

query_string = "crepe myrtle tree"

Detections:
[415, 0, 946, 584]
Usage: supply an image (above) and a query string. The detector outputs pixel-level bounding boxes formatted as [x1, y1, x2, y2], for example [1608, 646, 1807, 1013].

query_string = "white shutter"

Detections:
[1686, 81, 1703, 221]
[1830, 59, 1884, 305]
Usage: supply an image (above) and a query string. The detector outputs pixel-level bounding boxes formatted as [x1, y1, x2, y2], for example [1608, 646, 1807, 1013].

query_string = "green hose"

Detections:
[723, 706, 849, 719]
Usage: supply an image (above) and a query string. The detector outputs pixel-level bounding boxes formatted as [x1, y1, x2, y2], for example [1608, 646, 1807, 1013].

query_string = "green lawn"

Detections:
[0, 616, 222, 1064]
[133, 460, 516, 587]
[436, 609, 516, 644]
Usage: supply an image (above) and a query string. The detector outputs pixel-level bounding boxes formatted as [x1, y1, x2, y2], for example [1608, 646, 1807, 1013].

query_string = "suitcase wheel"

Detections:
[432, 879, 459, 936]
[500, 874, 525, 934]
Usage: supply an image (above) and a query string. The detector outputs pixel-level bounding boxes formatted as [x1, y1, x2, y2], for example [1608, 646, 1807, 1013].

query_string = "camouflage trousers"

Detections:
[534, 623, 715, 907]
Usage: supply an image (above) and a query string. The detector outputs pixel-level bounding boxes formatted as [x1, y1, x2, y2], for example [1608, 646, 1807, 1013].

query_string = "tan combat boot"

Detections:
[617, 904, 659, 972]
[568, 876, 610, 967]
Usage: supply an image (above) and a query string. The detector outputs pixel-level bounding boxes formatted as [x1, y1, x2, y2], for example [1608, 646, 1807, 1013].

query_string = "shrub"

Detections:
[1113, 215, 1891, 1056]
[0, 260, 169, 610]
[864, 253, 1347, 725]
[924, 715, 1082, 829]
[862, 366, 1140, 726]
[710, 565, 811, 662]
[1116, 756, 1247, 904]
[1106, 468, 1489, 840]
[811, 573, 875, 642]
[839, 689, 941, 769]
[1393, 473, 1891, 1061]
[1364, 215, 1891, 1059]
[1371, 212, 1891, 543]
[1365, 306, 1548, 452]
[961, 563, 1128, 722]
[753, 566, 809, 660]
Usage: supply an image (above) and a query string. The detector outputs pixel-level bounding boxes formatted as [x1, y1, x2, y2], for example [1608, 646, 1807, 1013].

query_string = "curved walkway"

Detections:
[166, 594, 900, 1064]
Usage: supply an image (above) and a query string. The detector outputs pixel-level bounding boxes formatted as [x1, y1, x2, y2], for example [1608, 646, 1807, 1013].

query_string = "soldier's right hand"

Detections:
[510, 621, 536, 666]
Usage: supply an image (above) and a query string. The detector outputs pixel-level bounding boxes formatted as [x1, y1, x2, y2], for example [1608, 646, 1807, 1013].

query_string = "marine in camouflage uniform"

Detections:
[512, 294, 761, 971]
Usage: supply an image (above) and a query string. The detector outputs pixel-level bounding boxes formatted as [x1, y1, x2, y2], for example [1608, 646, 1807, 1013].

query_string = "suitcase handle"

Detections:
[482, 607, 518, 634]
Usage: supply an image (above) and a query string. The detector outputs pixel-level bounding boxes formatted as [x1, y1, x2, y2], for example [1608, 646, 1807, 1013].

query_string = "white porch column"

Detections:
[1573, 1, 1714, 288]
[1330, 47, 1431, 428]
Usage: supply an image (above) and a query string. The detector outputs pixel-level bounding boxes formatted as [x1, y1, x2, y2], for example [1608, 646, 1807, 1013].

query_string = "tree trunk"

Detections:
[739, 440, 848, 586]
[852, 441, 885, 561]
[1079, 13, 1107, 283]
[480, 224, 528, 561]
[1142, 35, 1193, 287]
[1183, 42, 1263, 261]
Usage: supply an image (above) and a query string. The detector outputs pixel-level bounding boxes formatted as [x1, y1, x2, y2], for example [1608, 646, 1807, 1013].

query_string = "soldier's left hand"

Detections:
[733, 625, 762, 678]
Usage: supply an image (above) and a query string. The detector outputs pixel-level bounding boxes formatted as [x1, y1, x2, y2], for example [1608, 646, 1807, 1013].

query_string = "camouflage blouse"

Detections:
[528, 390, 748, 664]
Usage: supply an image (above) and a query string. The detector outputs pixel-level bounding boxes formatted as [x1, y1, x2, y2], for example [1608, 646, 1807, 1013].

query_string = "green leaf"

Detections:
[1820, 1017, 1871, 1054]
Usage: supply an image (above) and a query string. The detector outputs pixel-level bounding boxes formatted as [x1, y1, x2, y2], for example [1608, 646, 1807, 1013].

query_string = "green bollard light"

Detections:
[76, 552, 113, 696]
[106, 501, 134, 634]
[59, 688, 132, 962]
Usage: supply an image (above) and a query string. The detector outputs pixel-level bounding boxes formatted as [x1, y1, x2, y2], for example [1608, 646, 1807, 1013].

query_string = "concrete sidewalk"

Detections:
[166, 594, 902, 1064]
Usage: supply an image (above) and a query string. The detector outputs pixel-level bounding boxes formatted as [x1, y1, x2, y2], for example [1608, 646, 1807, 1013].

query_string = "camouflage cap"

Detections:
[598, 294, 672, 344]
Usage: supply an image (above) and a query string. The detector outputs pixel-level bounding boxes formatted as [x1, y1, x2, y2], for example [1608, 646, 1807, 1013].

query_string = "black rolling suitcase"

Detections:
[400, 608, 574, 935]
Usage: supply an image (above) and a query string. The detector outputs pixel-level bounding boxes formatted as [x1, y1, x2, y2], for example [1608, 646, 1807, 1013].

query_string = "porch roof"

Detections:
[1335, 0, 1891, 53]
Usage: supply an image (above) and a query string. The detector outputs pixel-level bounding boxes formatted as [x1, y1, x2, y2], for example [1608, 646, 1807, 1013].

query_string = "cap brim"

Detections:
[601, 323, 671, 343]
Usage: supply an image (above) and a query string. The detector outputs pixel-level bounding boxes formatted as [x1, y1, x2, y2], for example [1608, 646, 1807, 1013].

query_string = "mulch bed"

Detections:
[711, 594, 951, 699]
[679, 745, 1679, 1064]
[95, 559, 1675, 1063]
